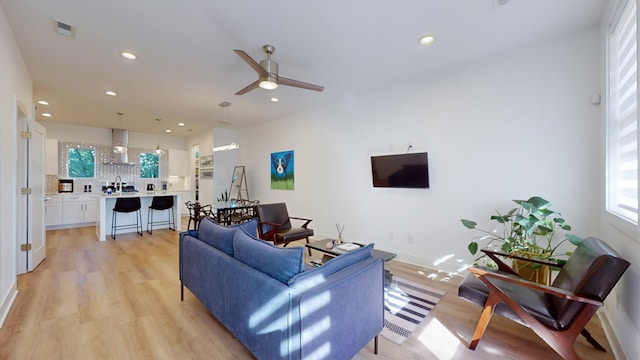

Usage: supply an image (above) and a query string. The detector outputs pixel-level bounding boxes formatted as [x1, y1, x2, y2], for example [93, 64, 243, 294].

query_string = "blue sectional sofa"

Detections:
[179, 217, 384, 360]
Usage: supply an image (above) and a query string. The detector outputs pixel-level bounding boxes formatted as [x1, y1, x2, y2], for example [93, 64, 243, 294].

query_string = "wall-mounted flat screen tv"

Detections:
[371, 152, 429, 188]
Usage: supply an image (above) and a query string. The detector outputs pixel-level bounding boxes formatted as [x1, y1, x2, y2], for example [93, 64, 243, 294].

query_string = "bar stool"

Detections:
[111, 197, 142, 239]
[147, 196, 175, 234]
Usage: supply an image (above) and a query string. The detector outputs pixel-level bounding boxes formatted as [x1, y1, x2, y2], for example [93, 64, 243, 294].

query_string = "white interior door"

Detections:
[28, 120, 46, 271]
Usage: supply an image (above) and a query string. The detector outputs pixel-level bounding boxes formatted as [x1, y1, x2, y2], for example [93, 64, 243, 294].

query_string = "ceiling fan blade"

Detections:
[233, 49, 268, 77]
[279, 77, 324, 92]
[235, 80, 260, 95]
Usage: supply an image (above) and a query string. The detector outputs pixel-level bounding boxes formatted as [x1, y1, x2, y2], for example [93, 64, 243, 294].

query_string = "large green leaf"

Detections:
[490, 215, 509, 224]
[461, 219, 477, 229]
[565, 233, 583, 246]
[553, 217, 566, 224]
[527, 196, 551, 210]
[468, 241, 478, 255]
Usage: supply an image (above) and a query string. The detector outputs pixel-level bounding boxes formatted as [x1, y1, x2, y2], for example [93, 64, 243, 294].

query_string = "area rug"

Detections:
[381, 277, 446, 345]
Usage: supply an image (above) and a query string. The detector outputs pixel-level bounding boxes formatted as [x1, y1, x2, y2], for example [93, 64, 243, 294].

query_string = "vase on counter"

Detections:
[335, 223, 345, 245]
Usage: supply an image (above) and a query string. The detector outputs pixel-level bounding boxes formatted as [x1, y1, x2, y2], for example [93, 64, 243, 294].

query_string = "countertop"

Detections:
[47, 190, 190, 196]
[100, 191, 187, 198]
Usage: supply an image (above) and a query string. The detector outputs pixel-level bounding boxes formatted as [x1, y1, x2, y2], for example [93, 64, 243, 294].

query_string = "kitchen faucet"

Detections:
[115, 175, 122, 193]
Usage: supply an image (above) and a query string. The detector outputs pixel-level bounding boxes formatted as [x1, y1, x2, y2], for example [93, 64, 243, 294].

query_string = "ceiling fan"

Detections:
[233, 45, 324, 95]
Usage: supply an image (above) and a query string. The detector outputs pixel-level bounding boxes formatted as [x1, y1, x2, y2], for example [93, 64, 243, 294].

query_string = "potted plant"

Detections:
[217, 190, 230, 206]
[460, 196, 583, 284]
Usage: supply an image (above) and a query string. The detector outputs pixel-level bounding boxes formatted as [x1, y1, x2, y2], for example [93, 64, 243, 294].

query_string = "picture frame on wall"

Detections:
[200, 155, 213, 168]
[200, 168, 213, 179]
[270, 150, 294, 190]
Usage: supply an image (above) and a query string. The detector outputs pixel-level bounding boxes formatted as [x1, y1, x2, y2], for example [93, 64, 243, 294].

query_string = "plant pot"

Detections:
[512, 259, 551, 285]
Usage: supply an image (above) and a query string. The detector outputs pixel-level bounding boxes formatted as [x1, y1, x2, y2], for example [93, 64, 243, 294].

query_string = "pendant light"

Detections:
[113, 112, 127, 154]
[154, 118, 166, 156]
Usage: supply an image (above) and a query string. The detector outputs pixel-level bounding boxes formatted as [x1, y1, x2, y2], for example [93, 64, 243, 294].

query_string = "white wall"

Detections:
[0, 6, 33, 325]
[240, 27, 601, 271]
[43, 122, 187, 150]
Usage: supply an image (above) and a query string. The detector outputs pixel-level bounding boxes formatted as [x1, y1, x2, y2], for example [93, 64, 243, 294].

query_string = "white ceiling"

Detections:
[1, 0, 606, 137]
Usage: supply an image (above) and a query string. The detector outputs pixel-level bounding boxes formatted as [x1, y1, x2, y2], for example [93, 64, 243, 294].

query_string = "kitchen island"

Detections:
[96, 192, 183, 241]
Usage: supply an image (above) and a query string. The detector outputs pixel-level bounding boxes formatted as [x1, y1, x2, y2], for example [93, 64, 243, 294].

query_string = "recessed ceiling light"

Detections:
[42, 113, 52, 117]
[106, 91, 117, 96]
[418, 35, 436, 45]
[270, 97, 279, 103]
[165, 129, 172, 133]
[178, 122, 185, 126]
[121, 52, 137, 60]
[122, 52, 136, 59]
[38, 100, 49, 105]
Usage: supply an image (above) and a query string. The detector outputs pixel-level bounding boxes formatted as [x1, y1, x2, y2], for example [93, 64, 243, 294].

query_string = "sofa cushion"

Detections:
[288, 243, 373, 288]
[233, 228, 304, 284]
[198, 217, 258, 256]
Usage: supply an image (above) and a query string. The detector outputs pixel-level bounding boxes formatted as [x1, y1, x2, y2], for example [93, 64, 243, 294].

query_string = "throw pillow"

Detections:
[197, 217, 258, 256]
[233, 228, 304, 284]
[288, 243, 373, 288]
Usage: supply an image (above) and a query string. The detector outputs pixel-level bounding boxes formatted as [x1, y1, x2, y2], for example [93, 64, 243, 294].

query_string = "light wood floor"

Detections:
[0, 221, 615, 359]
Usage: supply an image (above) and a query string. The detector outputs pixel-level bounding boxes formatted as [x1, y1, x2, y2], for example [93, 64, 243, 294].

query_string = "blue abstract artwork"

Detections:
[271, 150, 294, 190]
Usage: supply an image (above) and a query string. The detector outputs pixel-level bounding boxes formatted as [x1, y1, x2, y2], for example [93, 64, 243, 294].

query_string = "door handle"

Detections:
[44, 197, 51, 201]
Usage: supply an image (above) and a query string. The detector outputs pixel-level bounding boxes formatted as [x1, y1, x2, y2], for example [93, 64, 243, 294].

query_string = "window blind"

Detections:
[608, 0, 638, 223]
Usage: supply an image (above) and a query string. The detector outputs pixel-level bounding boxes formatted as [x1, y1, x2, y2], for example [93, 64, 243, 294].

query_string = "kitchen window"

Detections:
[67, 148, 95, 178]
[140, 152, 159, 178]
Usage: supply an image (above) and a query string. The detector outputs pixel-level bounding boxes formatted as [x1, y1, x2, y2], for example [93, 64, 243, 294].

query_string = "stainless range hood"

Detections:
[104, 129, 135, 165]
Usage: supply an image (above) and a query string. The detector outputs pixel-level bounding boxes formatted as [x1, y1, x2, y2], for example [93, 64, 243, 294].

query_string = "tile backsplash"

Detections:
[50, 141, 189, 193]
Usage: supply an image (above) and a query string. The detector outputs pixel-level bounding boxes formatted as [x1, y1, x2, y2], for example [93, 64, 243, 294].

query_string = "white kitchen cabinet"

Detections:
[84, 199, 98, 222]
[62, 194, 99, 225]
[45, 194, 63, 226]
[168, 149, 188, 177]
[46, 139, 59, 175]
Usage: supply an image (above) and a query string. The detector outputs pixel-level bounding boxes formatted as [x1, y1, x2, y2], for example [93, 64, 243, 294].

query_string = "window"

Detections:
[140, 152, 159, 178]
[607, 0, 638, 223]
[67, 148, 95, 178]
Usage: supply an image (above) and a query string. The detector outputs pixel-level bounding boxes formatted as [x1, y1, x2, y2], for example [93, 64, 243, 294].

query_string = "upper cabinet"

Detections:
[168, 149, 188, 177]
[46, 139, 58, 175]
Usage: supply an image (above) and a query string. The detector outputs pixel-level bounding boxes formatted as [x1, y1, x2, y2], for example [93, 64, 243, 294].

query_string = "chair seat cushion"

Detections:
[276, 227, 314, 243]
[233, 228, 304, 284]
[458, 272, 561, 330]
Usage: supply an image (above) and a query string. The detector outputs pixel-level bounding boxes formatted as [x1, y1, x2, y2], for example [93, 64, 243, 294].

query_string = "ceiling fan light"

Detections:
[259, 79, 278, 90]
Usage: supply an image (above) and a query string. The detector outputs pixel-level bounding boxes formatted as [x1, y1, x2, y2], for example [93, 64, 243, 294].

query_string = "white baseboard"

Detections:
[0, 281, 18, 328]
[598, 310, 626, 360]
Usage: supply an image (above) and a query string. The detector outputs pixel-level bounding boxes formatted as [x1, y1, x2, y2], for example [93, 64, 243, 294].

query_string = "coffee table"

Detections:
[306, 239, 397, 264]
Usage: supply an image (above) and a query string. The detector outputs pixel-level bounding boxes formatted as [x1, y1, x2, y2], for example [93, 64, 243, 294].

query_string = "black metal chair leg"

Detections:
[374, 335, 378, 354]
[147, 207, 153, 234]
[111, 209, 116, 239]
[581, 329, 606, 352]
